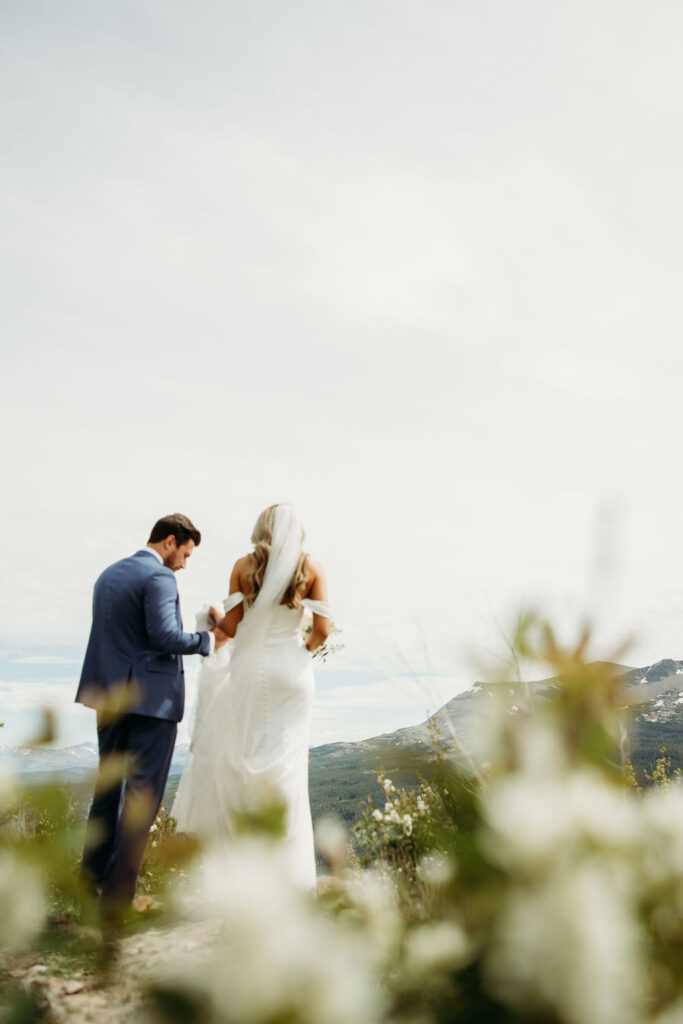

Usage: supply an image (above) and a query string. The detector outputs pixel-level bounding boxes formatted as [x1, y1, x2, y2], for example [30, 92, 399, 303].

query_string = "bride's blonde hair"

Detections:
[245, 504, 309, 608]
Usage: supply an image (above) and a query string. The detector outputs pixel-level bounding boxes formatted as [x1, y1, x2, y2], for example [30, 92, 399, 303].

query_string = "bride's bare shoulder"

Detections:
[305, 555, 325, 579]
[230, 554, 255, 592]
[303, 556, 326, 598]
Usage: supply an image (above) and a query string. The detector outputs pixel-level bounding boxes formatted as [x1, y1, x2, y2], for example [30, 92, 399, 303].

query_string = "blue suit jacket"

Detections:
[76, 549, 211, 722]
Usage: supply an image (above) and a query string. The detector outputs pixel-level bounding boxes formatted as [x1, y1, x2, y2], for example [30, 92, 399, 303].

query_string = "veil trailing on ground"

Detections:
[172, 504, 309, 842]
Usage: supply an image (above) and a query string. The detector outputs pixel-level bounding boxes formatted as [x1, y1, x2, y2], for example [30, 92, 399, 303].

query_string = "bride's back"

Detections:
[236, 552, 317, 608]
[217, 512, 329, 652]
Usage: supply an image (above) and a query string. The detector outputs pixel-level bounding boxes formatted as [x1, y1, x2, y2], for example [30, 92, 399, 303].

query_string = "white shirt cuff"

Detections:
[206, 630, 216, 655]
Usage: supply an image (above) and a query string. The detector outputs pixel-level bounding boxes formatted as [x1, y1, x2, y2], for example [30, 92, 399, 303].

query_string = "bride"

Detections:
[171, 503, 331, 890]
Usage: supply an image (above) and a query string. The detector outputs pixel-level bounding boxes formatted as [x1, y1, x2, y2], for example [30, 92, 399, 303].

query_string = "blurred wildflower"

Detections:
[315, 816, 348, 870]
[151, 837, 386, 1024]
[402, 920, 470, 982]
[481, 761, 639, 871]
[484, 859, 643, 1024]
[0, 851, 45, 950]
[416, 851, 455, 888]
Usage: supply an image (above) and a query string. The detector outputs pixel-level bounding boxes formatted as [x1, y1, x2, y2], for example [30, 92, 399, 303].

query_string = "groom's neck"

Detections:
[146, 543, 165, 564]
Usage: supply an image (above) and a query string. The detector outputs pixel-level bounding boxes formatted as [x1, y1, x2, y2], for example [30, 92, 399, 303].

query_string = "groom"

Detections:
[76, 513, 227, 915]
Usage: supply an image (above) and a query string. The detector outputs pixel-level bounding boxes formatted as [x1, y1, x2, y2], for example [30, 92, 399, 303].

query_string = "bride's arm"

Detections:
[305, 559, 331, 653]
[214, 560, 245, 639]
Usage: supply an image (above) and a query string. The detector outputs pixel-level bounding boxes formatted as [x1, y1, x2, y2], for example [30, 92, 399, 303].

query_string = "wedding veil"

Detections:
[246, 503, 305, 623]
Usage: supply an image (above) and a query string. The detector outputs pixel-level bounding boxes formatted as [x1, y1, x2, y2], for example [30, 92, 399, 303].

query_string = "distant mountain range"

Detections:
[353, 656, 683, 765]
[306, 658, 683, 819]
[4, 659, 683, 823]
[0, 740, 191, 778]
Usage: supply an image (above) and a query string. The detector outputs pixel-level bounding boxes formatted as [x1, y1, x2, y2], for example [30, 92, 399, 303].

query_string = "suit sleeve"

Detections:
[143, 571, 211, 657]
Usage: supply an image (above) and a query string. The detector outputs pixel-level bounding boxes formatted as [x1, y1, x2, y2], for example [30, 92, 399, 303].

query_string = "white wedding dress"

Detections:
[171, 507, 330, 892]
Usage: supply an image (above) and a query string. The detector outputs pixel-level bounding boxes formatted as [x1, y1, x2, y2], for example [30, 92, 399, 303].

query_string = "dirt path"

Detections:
[3, 917, 222, 1022]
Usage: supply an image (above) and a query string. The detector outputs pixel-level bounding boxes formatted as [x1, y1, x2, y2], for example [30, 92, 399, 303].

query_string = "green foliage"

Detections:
[0, 782, 85, 920]
[136, 803, 197, 901]
[624, 756, 641, 791]
[353, 772, 441, 875]
[625, 717, 683, 786]
[643, 746, 682, 789]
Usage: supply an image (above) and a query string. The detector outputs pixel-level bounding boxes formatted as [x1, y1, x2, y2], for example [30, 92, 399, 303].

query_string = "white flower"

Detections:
[481, 768, 638, 871]
[564, 773, 639, 851]
[150, 823, 157, 832]
[345, 867, 402, 969]
[382, 778, 396, 795]
[416, 796, 427, 815]
[484, 860, 643, 1024]
[417, 852, 455, 888]
[482, 776, 574, 869]
[515, 717, 570, 778]
[183, 838, 299, 926]
[403, 921, 470, 981]
[0, 852, 45, 951]
[372, 809, 383, 822]
[474, 702, 569, 779]
[402, 813, 413, 837]
[164, 838, 387, 1024]
[315, 817, 347, 863]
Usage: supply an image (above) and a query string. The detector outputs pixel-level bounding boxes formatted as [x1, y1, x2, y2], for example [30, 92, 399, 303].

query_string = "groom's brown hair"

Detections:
[148, 513, 201, 547]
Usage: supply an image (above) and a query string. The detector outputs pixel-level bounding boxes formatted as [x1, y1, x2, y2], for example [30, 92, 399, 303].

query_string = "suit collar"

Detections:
[135, 548, 164, 565]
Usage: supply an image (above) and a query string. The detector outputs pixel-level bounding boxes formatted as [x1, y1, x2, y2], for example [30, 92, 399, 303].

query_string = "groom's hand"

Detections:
[212, 626, 229, 649]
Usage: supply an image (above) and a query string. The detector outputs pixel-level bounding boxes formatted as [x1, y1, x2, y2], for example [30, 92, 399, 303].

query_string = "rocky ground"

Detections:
[2, 915, 223, 1023]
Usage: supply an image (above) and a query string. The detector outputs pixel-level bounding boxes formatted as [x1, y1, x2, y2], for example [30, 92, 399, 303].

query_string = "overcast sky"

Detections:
[2, 1, 683, 748]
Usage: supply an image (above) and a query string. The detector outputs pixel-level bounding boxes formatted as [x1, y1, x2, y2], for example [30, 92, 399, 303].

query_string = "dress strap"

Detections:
[301, 598, 332, 619]
[223, 591, 245, 613]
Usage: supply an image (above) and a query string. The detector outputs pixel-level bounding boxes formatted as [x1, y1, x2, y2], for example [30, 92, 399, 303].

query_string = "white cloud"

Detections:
[2, 0, 683, 685]
[315, 675, 466, 712]
[532, 350, 642, 404]
[0, 681, 77, 711]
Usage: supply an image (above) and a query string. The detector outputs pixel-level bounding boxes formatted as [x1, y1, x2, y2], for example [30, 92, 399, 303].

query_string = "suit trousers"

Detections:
[81, 712, 177, 908]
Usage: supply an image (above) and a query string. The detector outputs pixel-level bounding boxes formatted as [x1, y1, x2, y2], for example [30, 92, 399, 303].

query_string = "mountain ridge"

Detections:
[5, 659, 683, 818]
